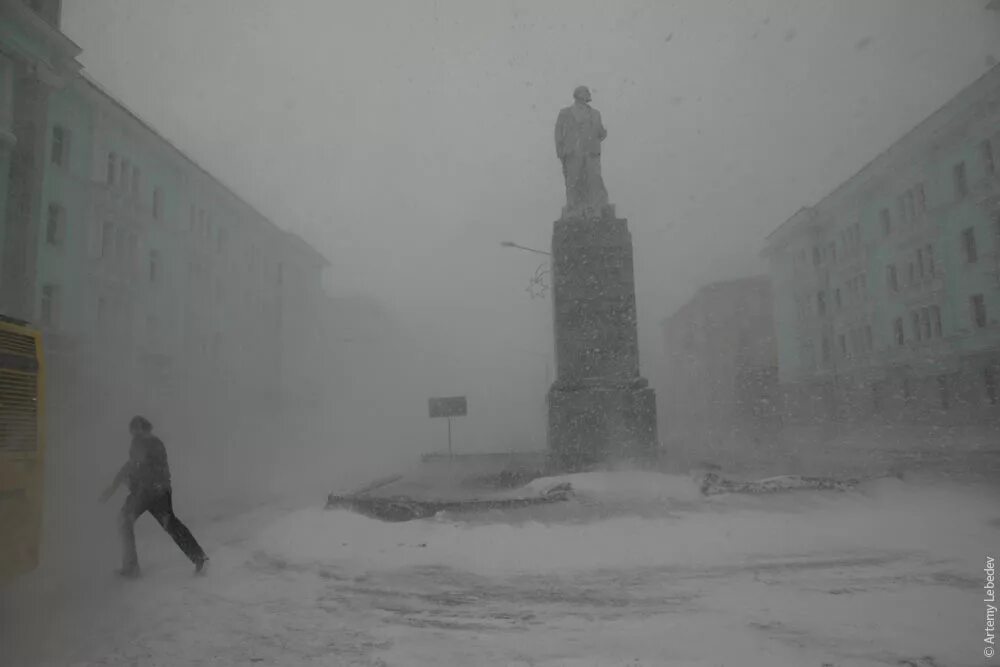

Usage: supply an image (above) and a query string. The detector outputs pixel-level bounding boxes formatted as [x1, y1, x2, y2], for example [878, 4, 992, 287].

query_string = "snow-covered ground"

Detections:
[4, 471, 997, 667]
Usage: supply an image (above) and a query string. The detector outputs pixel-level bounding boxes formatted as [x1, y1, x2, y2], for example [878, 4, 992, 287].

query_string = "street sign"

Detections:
[428, 396, 467, 419]
[428, 396, 467, 461]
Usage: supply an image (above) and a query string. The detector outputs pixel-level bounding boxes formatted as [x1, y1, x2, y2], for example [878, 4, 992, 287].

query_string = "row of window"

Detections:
[41, 281, 237, 365]
[886, 244, 936, 293]
[105, 151, 164, 221]
[52, 127, 280, 282]
[804, 294, 990, 369]
[52, 126, 168, 224]
[819, 323, 874, 365]
[895, 368, 999, 410]
[795, 137, 999, 274]
[46, 199, 276, 295]
[881, 182, 928, 237]
[807, 221, 999, 322]
[892, 305, 943, 347]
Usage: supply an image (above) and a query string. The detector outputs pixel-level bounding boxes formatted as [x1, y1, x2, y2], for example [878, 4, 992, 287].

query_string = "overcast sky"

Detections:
[61, 0, 1000, 446]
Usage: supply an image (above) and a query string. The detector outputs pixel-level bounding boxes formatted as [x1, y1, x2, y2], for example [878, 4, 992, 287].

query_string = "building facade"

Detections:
[0, 0, 80, 321]
[763, 64, 1000, 425]
[658, 276, 778, 442]
[40, 74, 329, 424]
[2, 0, 331, 442]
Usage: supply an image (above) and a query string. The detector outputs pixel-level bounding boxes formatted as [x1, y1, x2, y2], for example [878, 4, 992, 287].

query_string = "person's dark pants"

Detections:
[119, 488, 206, 571]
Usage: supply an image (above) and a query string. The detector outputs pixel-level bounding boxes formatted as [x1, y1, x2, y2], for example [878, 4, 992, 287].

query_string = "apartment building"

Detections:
[763, 65, 1000, 424]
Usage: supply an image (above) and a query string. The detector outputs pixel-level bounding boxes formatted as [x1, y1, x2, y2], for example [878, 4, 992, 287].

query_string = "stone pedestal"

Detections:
[546, 214, 658, 471]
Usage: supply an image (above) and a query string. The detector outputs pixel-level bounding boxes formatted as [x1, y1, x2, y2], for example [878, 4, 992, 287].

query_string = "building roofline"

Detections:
[74, 71, 327, 260]
[283, 230, 330, 268]
[0, 0, 82, 66]
[763, 62, 1000, 250]
[660, 275, 770, 328]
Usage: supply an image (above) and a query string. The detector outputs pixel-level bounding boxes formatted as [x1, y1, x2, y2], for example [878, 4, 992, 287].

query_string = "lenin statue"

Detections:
[555, 86, 610, 220]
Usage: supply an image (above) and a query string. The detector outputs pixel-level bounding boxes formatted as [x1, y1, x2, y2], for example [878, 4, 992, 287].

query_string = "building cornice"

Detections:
[0, 0, 81, 84]
[763, 63, 1000, 252]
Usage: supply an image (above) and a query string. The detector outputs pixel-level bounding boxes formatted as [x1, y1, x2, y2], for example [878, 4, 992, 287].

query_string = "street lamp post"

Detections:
[500, 241, 551, 257]
[500, 241, 551, 299]
[501, 240, 555, 446]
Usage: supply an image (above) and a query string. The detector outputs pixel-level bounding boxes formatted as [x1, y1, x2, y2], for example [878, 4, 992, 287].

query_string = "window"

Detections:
[931, 305, 942, 338]
[120, 159, 130, 192]
[908, 262, 915, 286]
[897, 195, 908, 226]
[816, 291, 826, 316]
[132, 166, 140, 197]
[887, 264, 898, 292]
[982, 140, 995, 176]
[101, 221, 114, 258]
[149, 250, 159, 283]
[938, 375, 949, 410]
[40, 284, 60, 327]
[821, 336, 831, 364]
[954, 161, 968, 199]
[916, 249, 924, 279]
[50, 125, 69, 166]
[915, 183, 927, 213]
[812, 246, 821, 266]
[153, 188, 164, 221]
[864, 325, 873, 352]
[911, 312, 921, 341]
[45, 203, 65, 246]
[894, 317, 905, 346]
[838, 334, 847, 357]
[921, 307, 931, 341]
[216, 228, 227, 254]
[880, 208, 891, 236]
[963, 227, 978, 263]
[106, 152, 117, 186]
[971, 294, 987, 328]
[904, 190, 916, 222]
[827, 242, 836, 264]
[925, 244, 935, 276]
[985, 367, 998, 405]
[842, 222, 861, 256]
[834, 288, 841, 309]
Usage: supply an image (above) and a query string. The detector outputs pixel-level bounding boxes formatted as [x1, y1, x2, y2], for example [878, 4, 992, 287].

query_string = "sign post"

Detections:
[428, 396, 467, 463]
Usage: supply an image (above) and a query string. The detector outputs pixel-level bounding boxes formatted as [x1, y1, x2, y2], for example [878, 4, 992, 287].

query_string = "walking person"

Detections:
[99, 416, 208, 578]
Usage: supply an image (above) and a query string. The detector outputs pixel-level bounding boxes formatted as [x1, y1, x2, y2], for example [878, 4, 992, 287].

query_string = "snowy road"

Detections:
[5, 472, 997, 667]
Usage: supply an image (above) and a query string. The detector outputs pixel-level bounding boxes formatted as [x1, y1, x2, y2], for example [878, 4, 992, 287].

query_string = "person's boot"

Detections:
[117, 565, 140, 579]
[194, 556, 208, 575]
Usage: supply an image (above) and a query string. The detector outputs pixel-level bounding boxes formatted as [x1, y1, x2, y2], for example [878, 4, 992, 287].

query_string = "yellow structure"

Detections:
[0, 315, 45, 583]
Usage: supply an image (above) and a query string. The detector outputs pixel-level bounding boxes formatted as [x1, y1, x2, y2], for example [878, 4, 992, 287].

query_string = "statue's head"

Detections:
[573, 86, 592, 103]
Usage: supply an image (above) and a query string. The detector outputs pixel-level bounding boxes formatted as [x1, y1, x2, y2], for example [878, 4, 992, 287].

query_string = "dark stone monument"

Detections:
[547, 87, 658, 471]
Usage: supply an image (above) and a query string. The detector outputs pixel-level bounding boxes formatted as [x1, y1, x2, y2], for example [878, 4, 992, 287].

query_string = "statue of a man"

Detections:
[555, 85, 609, 220]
